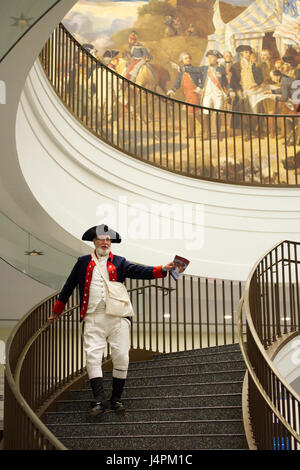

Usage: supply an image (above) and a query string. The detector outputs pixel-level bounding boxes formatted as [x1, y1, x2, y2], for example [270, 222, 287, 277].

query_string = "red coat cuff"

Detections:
[153, 265, 168, 279]
[53, 300, 65, 315]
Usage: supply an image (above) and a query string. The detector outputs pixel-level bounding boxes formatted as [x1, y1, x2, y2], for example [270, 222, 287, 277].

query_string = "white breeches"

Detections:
[83, 304, 131, 380]
[202, 93, 224, 115]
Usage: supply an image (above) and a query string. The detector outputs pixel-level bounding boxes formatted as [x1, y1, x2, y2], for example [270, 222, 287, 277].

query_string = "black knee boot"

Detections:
[89, 377, 106, 415]
[111, 377, 126, 412]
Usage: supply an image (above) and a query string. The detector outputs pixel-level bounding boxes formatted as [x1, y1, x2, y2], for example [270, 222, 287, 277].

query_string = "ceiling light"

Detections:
[24, 250, 44, 256]
[281, 317, 291, 322]
[164, 313, 171, 318]
[224, 315, 232, 320]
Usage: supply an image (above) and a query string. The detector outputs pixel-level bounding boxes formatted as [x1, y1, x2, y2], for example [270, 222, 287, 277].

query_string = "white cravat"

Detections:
[86, 254, 109, 313]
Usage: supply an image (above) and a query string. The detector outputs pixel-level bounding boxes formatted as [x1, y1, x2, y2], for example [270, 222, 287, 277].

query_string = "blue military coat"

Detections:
[171, 65, 203, 91]
[130, 43, 152, 60]
[52, 251, 167, 321]
[198, 65, 229, 91]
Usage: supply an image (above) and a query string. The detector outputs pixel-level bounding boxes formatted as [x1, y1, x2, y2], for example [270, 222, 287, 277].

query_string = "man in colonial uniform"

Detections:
[125, 32, 152, 82]
[260, 49, 274, 83]
[48, 224, 175, 416]
[199, 50, 229, 138]
[233, 45, 263, 113]
[102, 49, 120, 70]
[167, 52, 203, 137]
[260, 49, 276, 137]
[88, 50, 120, 131]
[281, 55, 298, 78]
[222, 51, 242, 134]
[232, 45, 263, 138]
[269, 69, 300, 140]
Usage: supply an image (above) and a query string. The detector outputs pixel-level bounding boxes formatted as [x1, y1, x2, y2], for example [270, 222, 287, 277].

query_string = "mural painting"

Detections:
[59, 0, 300, 184]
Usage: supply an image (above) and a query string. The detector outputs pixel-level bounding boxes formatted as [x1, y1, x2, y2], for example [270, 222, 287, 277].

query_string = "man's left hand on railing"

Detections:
[47, 312, 60, 323]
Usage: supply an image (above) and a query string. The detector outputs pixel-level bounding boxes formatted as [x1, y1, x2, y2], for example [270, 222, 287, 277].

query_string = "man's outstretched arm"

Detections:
[122, 259, 176, 280]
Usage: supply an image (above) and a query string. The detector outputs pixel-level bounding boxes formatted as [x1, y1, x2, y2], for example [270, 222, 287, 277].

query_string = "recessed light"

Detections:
[24, 250, 44, 256]
[164, 313, 171, 318]
[224, 315, 232, 320]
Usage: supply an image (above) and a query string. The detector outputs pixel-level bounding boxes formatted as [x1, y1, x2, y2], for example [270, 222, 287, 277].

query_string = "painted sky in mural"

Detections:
[63, 0, 148, 52]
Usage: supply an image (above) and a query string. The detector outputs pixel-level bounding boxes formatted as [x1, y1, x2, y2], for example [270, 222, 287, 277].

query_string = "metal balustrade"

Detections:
[238, 240, 300, 450]
[39, 23, 300, 186]
[4, 272, 243, 449]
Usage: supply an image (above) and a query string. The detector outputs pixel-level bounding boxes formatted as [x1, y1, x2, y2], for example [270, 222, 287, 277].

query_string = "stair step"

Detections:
[70, 381, 244, 399]
[47, 419, 245, 437]
[94, 370, 246, 387]
[55, 393, 242, 412]
[49, 343, 246, 450]
[58, 433, 248, 450]
[153, 344, 241, 361]
[128, 351, 244, 369]
[46, 405, 243, 424]
[149, 353, 243, 367]
[100, 360, 245, 378]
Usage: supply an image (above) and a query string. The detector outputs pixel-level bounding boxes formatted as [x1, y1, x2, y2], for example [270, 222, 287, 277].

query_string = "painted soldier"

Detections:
[199, 50, 229, 138]
[102, 49, 120, 70]
[260, 49, 276, 137]
[260, 49, 274, 84]
[233, 45, 263, 113]
[281, 55, 298, 78]
[222, 50, 242, 133]
[167, 52, 203, 137]
[125, 32, 152, 82]
[269, 69, 300, 140]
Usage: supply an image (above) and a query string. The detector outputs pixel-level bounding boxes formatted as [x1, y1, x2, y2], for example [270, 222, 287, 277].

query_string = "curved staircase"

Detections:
[45, 343, 248, 450]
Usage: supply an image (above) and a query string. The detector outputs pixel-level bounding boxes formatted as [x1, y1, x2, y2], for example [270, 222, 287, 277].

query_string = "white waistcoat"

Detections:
[86, 255, 109, 313]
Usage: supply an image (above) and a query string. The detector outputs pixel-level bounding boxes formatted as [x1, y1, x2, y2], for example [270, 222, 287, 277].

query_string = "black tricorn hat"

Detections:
[282, 55, 297, 67]
[206, 49, 223, 58]
[236, 45, 253, 53]
[82, 224, 121, 243]
[103, 49, 119, 59]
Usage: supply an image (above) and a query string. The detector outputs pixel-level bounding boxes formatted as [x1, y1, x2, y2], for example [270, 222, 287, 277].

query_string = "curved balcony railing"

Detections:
[238, 240, 300, 450]
[4, 270, 244, 449]
[39, 23, 300, 187]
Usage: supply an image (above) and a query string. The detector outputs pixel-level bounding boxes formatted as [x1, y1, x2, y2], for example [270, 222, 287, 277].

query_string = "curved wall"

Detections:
[0, 0, 82, 260]
[0, 257, 54, 327]
[15, 58, 300, 280]
[273, 335, 300, 397]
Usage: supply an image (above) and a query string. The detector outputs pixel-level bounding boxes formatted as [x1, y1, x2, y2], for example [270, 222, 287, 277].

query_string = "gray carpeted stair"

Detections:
[45, 343, 248, 450]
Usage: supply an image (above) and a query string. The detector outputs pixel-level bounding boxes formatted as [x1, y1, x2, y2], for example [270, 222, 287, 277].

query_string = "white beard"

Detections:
[96, 247, 110, 257]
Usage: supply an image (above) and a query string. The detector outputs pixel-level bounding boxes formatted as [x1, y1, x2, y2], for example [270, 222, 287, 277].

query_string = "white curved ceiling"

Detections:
[0, 0, 300, 283]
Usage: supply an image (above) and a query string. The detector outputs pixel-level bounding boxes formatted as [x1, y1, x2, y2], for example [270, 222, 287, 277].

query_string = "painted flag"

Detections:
[274, 0, 300, 47]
